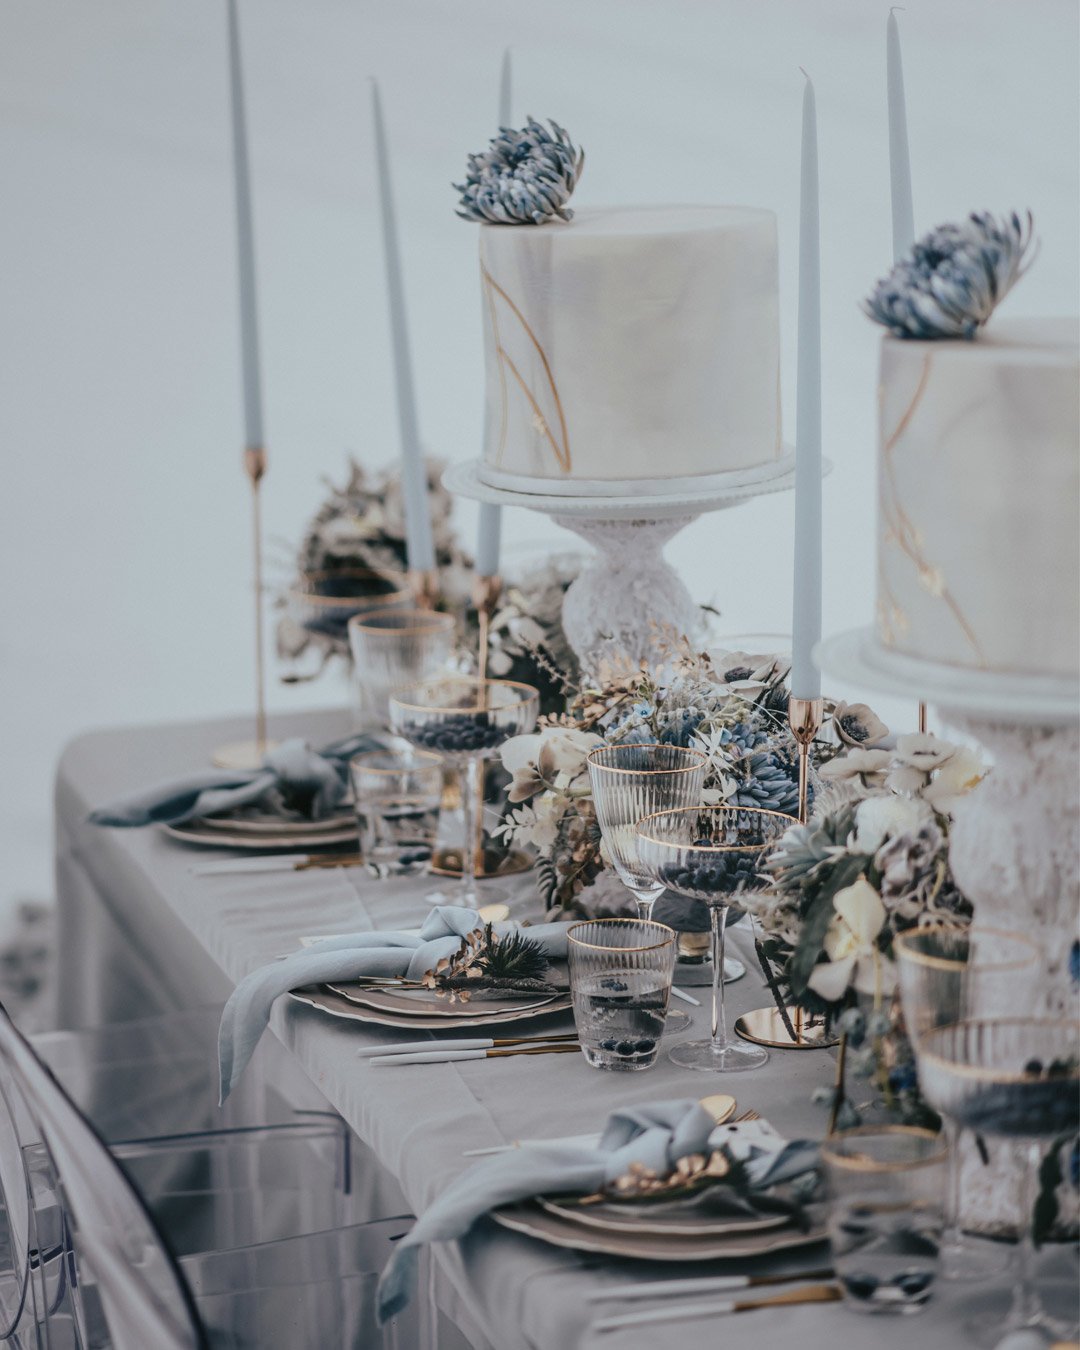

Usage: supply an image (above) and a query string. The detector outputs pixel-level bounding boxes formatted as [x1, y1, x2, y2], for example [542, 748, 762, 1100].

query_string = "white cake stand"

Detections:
[446, 455, 808, 668]
[816, 626, 1079, 1010]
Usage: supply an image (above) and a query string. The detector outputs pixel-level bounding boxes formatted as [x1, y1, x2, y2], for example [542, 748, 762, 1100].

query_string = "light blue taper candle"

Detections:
[475, 49, 512, 579]
[887, 9, 915, 261]
[371, 80, 436, 574]
[791, 70, 822, 701]
[226, 0, 263, 452]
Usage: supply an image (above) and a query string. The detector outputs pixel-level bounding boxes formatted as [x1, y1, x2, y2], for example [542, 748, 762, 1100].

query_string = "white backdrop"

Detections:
[1, 0, 1076, 908]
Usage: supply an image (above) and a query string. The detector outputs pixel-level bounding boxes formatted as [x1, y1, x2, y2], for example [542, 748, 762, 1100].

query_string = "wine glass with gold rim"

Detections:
[636, 806, 796, 1072]
[894, 923, 1040, 1282]
[390, 676, 539, 907]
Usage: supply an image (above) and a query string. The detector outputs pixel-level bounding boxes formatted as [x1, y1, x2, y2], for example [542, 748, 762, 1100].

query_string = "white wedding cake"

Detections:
[874, 315, 1079, 678]
[475, 205, 784, 494]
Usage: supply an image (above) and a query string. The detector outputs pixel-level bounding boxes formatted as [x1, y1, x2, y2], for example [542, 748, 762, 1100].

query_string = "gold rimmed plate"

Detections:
[289, 985, 573, 1031]
[325, 982, 563, 1019]
[535, 1193, 790, 1239]
[491, 1201, 827, 1262]
[164, 820, 357, 850]
[199, 809, 354, 837]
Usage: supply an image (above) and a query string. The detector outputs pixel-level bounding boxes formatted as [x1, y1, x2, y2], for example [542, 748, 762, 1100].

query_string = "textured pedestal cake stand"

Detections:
[817, 626, 1079, 1007]
[818, 627, 1079, 1235]
[446, 457, 805, 669]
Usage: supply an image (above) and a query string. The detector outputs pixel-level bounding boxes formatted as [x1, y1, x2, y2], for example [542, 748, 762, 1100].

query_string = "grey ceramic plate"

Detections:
[535, 1193, 790, 1238]
[326, 981, 563, 1019]
[199, 809, 354, 836]
[289, 985, 574, 1031]
[164, 820, 357, 850]
[492, 1201, 826, 1262]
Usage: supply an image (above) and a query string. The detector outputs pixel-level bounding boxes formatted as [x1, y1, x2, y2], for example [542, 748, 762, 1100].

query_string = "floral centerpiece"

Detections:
[744, 733, 983, 1122]
[495, 637, 888, 918]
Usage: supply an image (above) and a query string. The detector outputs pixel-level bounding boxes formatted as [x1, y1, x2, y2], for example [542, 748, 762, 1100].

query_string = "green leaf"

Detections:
[788, 854, 869, 1000]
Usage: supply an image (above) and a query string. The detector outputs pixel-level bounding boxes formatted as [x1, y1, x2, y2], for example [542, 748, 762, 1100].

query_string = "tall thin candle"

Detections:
[887, 9, 915, 261]
[791, 70, 822, 701]
[226, 0, 263, 452]
[371, 79, 436, 574]
[476, 49, 512, 579]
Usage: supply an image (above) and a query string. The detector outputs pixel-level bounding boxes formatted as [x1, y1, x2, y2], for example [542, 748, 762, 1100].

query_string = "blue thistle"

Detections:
[864, 210, 1036, 340]
[455, 118, 584, 225]
[658, 708, 705, 747]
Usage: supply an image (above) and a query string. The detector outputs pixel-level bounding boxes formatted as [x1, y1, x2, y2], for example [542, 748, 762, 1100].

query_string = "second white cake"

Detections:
[477, 205, 784, 494]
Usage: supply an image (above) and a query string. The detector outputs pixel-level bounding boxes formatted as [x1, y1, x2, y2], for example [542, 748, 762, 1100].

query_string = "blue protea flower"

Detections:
[455, 118, 584, 225]
[864, 210, 1036, 340]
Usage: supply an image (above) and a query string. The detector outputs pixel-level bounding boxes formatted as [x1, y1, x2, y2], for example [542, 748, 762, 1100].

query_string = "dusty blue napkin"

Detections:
[217, 905, 570, 1104]
[376, 1100, 820, 1322]
[88, 732, 378, 828]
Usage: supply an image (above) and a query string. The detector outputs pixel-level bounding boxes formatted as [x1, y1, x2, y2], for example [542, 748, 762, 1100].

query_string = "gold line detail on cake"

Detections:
[481, 265, 571, 473]
[878, 355, 988, 668]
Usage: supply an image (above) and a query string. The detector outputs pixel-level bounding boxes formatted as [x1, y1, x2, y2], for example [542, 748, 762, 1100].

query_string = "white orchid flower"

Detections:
[831, 701, 890, 748]
[893, 733, 958, 772]
[923, 745, 986, 812]
[819, 748, 893, 783]
[852, 794, 931, 854]
[806, 877, 888, 1003]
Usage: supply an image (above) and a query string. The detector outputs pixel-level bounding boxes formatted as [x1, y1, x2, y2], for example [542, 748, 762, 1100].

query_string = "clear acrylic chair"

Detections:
[0, 1001, 431, 1348]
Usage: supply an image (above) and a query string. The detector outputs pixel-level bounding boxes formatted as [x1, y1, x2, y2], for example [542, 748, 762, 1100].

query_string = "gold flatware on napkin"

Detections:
[591, 1283, 841, 1331]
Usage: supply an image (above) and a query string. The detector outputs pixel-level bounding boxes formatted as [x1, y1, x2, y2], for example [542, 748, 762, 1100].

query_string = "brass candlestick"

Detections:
[212, 446, 279, 771]
[735, 694, 833, 1052]
[918, 701, 928, 734]
[408, 568, 440, 611]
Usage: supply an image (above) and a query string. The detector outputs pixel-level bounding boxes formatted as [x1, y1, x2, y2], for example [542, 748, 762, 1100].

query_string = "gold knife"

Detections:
[591, 1284, 840, 1332]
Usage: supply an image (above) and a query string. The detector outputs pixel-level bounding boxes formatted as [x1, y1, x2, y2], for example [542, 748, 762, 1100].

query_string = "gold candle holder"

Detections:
[735, 694, 830, 1052]
[918, 701, 928, 734]
[212, 445, 280, 771]
[408, 568, 440, 611]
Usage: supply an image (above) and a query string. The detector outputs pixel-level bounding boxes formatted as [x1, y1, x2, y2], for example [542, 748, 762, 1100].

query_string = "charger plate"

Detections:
[492, 1201, 826, 1262]
[326, 981, 563, 1019]
[289, 985, 573, 1031]
[536, 1194, 789, 1238]
[163, 820, 357, 850]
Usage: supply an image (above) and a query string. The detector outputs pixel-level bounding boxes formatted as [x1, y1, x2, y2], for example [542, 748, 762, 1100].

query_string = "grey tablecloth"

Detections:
[55, 709, 1073, 1350]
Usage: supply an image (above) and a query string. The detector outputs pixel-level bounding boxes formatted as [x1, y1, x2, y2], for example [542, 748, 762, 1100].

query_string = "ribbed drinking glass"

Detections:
[567, 919, 676, 1071]
[895, 924, 1040, 1281]
[347, 608, 456, 728]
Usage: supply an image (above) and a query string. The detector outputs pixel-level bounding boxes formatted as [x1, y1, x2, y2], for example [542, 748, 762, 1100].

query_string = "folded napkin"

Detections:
[88, 732, 378, 828]
[217, 905, 570, 1104]
[376, 1101, 819, 1323]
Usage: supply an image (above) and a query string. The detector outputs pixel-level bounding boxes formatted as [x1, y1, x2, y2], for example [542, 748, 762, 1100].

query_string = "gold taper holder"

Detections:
[212, 445, 280, 771]
[736, 694, 827, 1051]
[408, 568, 440, 611]
[918, 701, 928, 734]
[788, 695, 824, 826]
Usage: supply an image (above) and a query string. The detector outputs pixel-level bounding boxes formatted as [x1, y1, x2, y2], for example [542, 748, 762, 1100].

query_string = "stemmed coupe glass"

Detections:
[389, 676, 539, 907]
[894, 923, 1040, 1281]
[636, 806, 795, 1072]
[917, 1017, 1079, 1344]
[586, 744, 707, 1034]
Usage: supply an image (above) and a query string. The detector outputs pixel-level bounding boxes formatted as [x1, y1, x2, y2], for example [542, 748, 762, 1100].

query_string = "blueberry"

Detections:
[633, 1039, 656, 1054]
[615, 1040, 636, 1056]
[600, 1039, 617, 1052]
[1024, 1058, 1044, 1077]
[600, 977, 628, 992]
[895, 1272, 933, 1298]
[842, 1273, 879, 1301]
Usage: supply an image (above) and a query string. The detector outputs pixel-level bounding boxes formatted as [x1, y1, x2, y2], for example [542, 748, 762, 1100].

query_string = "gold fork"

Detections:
[733, 1108, 761, 1123]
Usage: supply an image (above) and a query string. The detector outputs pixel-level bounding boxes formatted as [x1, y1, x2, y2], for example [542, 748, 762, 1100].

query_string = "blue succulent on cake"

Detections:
[865, 210, 1036, 340]
[455, 118, 585, 225]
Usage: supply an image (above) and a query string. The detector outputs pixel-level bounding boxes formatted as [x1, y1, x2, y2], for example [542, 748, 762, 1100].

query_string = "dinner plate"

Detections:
[200, 809, 354, 837]
[535, 1193, 790, 1238]
[326, 982, 563, 1019]
[491, 1201, 827, 1262]
[164, 820, 357, 850]
[289, 985, 574, 1031]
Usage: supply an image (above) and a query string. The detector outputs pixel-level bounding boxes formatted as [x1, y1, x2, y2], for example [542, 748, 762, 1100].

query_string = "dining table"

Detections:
[53, 707, 1074, 1349]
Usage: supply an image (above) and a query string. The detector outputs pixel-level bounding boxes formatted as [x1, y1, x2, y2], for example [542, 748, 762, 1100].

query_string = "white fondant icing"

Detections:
[477, 206, 782, 487]
[875, 316, 1080, 678]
